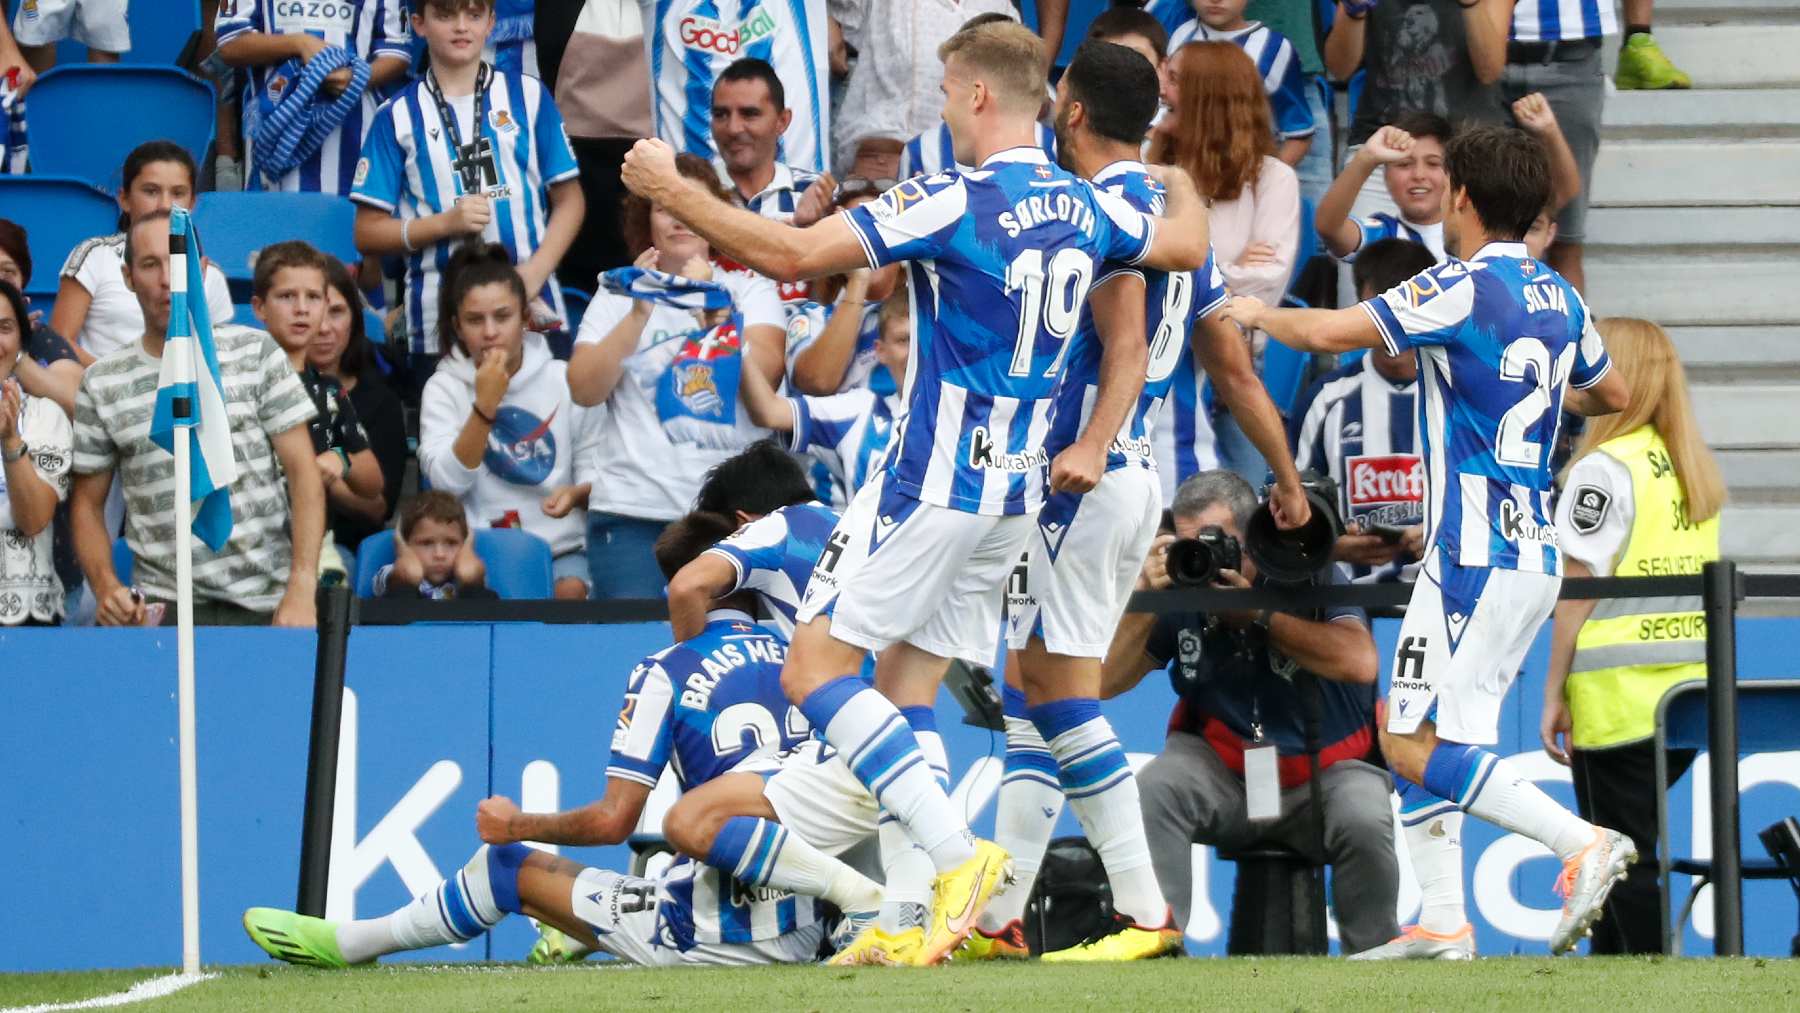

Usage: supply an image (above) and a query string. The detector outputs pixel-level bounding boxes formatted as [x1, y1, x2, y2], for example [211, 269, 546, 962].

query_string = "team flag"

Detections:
[149, 207, 238, 551]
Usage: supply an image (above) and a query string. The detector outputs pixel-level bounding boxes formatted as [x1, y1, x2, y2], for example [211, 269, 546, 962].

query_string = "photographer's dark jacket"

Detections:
[1145, 565, 1378, 787]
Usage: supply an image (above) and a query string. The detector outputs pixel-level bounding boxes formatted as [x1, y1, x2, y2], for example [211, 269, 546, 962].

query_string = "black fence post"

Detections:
[1702, 559, 1743, 956]
[297, 583, 355, 917]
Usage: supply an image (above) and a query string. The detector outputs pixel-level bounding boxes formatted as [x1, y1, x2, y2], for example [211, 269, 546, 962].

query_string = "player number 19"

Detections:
[1006, 247, 1094, 377]
[1496, 337, 1577, 468]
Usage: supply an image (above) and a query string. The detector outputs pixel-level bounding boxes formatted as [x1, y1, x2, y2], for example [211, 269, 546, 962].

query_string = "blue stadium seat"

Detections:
[25, 66, 214, 190]
[1264, 196, 1322, 414]
[0, 176, 121, 300]
[191, 191, 360, 287]
[354, 528, 556, 600]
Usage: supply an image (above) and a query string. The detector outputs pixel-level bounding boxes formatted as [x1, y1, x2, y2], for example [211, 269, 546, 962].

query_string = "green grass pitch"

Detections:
[3, 959, 1796, 1012]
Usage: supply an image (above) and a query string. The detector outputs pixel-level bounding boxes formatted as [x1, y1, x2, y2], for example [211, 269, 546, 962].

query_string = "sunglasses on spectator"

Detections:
[832, 176, 898, 206]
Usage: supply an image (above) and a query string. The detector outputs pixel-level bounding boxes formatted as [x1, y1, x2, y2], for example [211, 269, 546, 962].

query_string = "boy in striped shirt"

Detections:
[1316, 113, 1453, 266]
[351, 0, 585, 360]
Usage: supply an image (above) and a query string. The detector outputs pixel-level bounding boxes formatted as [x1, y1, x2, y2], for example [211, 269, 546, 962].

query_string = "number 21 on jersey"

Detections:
[1496, 337, 1577, 468]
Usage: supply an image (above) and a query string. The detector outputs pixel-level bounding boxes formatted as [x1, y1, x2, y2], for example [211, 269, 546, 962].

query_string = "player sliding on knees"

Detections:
[969, 39, 1313, 964]
[242, 513, 881, 969]
[620, 20, 1211, 966]
[1219, 124, 1633, 959]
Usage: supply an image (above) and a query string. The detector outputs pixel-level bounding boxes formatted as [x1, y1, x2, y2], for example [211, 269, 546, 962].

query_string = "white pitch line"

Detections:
[1, 972, 216, 1013]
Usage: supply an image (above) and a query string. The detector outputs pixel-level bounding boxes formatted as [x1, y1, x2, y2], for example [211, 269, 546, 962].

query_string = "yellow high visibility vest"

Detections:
[1568, 426, 1720, 749]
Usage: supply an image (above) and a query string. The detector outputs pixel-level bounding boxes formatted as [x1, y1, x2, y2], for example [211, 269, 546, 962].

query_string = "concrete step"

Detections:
[1600, 27, 1800, 90]
[1591, 141, 1800, 206]
[1585, 206, 1800, 250]
[1653, 0, 1800, 25]
[1689, 384, 1800, 449]
[1584, 253, 1799, 325]
[1602, 89, 1800, 139]
[1666, 327, 1800, 380]
[1721, 505, 1800, 563]
[1719, 450, 1800, 496]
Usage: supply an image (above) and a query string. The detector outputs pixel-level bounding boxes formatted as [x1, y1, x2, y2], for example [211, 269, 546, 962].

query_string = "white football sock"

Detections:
[979, 716, 1063, 933]
[1035, 703, 1167, 927]
[1462, 757, 1594, 862]
[1401, 799, 1468, 934]
[336, 846, 508, 963]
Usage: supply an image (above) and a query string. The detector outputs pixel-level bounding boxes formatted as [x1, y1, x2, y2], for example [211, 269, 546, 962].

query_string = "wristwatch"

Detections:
[2, 440, 26, 464]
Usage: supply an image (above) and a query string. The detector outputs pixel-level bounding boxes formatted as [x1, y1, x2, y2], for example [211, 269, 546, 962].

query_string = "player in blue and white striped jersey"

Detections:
[215, 0, 412, 195]
[621, 20, 1214, 964]
[642, 0, 830, 174]
[351, 1, 585, 357]
[1292, 240, 1439, 585]
[1223, 125, 1635, 960]
[1167, 7, 1314, 164]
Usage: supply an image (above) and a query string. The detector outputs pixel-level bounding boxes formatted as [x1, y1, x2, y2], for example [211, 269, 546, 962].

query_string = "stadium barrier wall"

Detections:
[6, 610, 1800, 971]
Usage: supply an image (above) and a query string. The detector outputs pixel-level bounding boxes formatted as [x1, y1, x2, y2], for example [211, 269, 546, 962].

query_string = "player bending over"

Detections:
[620, 20, 1212, 965]
[1220, 124, 1632, 959]
[242, 512, 880, 968]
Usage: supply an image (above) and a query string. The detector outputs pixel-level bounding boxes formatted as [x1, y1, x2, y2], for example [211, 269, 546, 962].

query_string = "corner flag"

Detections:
[149, 207, 237, 551]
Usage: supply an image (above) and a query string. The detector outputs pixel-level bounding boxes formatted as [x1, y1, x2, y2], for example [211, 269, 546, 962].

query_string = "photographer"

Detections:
[1101, 471, 1399, 955]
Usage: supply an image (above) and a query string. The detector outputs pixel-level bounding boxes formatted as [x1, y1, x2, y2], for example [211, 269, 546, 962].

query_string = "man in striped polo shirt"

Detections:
[68, 211, 324, 627]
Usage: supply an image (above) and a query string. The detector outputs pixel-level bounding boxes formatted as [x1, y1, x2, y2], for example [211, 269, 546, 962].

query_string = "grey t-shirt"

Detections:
[1348, 0, 1508, 147]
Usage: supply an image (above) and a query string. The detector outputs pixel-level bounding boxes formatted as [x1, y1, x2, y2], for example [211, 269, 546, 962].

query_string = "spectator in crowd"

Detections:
[308, 256, 408, 555]
[1316, 114, 1453, 265]
[1510, 92, 1584, 228]
[1290, 238, 1435, 583]
[566, 153, 784, 599]
[10, 0, 127, 70]
[252, 241, 385, 580]
[1543, 318, 1723, 955]
[0, 13, 35, 93]
[896, 10, 1048, 179]
[214, 0, 412, 194]
[1151, 40, 1299, 485]
[1166, 0, 1315, 175]
[352, 0, 585, 371]
[1615, 0, 1691, 91]
[642, 0, 831, 175]
[373, 489, 498, 600]
[70, 210, 324, 627]
[783, 177, 903, 397]
[0, 279, 72, 626]
[419, 243, 597, 600]
[1085, 4, 1172, 135]
[833, 0, 1016, 180]
[0, 220, 81, 417]
[51, 141, 236, 367]
[1101, 470, 1397, 954]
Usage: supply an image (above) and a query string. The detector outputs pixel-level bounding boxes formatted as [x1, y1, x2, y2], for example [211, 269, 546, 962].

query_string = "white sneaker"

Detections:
[1549, 828, 1637, 955]
[1348, 923, 1476, 960]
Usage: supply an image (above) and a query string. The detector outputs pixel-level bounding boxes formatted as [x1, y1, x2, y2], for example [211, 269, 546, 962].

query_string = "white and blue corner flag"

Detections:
[150, 207, 237, 551]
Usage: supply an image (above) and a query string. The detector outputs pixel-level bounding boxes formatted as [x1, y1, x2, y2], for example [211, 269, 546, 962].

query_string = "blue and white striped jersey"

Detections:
[657, 854, 821, 949]
[1359, 241, 1611, 573]
[900, 120, 1057, 179]
[1167, 20, 1315, 141]
[704, 502, 840, 637]
[607, 610, 809, 790]
[1292, 356, 1422, 583]
[216, 0, 411, 195]
[352, 66, 581, 355]
[1510, 0, 1618, 43]
[786, 387, 903, 505]
[840, 147, 1156, 516]
[641, 0, 831, 174]
[0, 73, 24, 175]
[1149, 344, 1218, 504]
[487, 0, 538, 78]
[1046, 161, 1229, 474]
[717, 159, 821, 221]
[783, 298, 891, 394]
[1345, 213, 1446, 264]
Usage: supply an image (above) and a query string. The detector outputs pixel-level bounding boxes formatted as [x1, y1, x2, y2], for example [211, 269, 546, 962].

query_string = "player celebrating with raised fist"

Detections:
[621, 19, 1211, 966]
[1220, 124, 1633, 959]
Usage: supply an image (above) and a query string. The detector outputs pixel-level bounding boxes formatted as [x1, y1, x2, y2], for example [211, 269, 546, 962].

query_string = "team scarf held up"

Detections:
[601, 266, 746, 449]
[245, 47, 372, 181]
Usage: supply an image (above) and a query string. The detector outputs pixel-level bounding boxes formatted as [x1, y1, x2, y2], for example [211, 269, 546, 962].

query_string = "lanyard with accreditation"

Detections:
[425, 62, 510, 200]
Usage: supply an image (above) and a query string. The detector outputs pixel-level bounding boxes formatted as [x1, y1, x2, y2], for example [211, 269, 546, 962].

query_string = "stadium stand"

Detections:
[0, 174, 117, 300]
[192, 191, 360, 295]
[23, 65, 214, 189]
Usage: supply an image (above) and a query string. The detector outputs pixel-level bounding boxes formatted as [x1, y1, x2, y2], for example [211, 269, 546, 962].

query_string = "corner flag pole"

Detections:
[169, 220, 202, 977]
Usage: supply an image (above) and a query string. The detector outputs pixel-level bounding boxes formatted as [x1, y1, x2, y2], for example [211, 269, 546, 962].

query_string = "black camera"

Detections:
[1245, 471, 1345, 583]
[1166, 525, 1243, 587]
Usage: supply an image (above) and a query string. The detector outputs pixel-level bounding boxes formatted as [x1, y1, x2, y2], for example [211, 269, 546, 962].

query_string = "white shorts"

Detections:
[1387, 549, 1559, 745]
[796, 472, 1033, 665]
[762, 740, 879, 856]
[1006, 467, 1162, 658]
[570, 867, 822, 966]
[12, 0, 130, 51]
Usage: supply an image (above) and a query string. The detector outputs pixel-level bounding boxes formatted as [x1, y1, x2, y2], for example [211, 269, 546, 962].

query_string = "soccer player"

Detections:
[642, 0, 831, 175]
[1315, 115, 1453, 265]
[1219, 124, 1634, 959]
[243, 511, 880, 968]
[620, 19, 1212, 965]
[352, 0, 585, 362]
[215, 0, 413, 194]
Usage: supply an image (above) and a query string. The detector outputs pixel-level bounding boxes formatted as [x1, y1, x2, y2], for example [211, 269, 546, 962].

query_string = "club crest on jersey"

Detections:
[489, 109, 518, 133]
[1034, 164, 1053, 179]
[968, 427, 1047, 474]
[483, 405, 559, 487]
[872, 179, 927, 220]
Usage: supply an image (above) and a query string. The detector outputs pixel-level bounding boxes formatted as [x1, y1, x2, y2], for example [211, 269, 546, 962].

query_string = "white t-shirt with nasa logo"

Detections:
[577, 266, 782, 522]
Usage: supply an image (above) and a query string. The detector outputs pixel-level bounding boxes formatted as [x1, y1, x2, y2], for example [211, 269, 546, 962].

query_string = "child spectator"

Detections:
[309, 256, 408, 555]
[374, 489, 497, 599]
[51, 141, 236, 365]
[353, 0, 585, 367]
[782, 177, 903, 396]
[418, 243, 597, 600]
[1166, 0, 1314, 170]
[10, 0, 127, 70]
[0, 279, 71, 626]
[252, 241, 385, 579]
[215, 0, 413, 194]
[1315, 113, 1453, 265]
